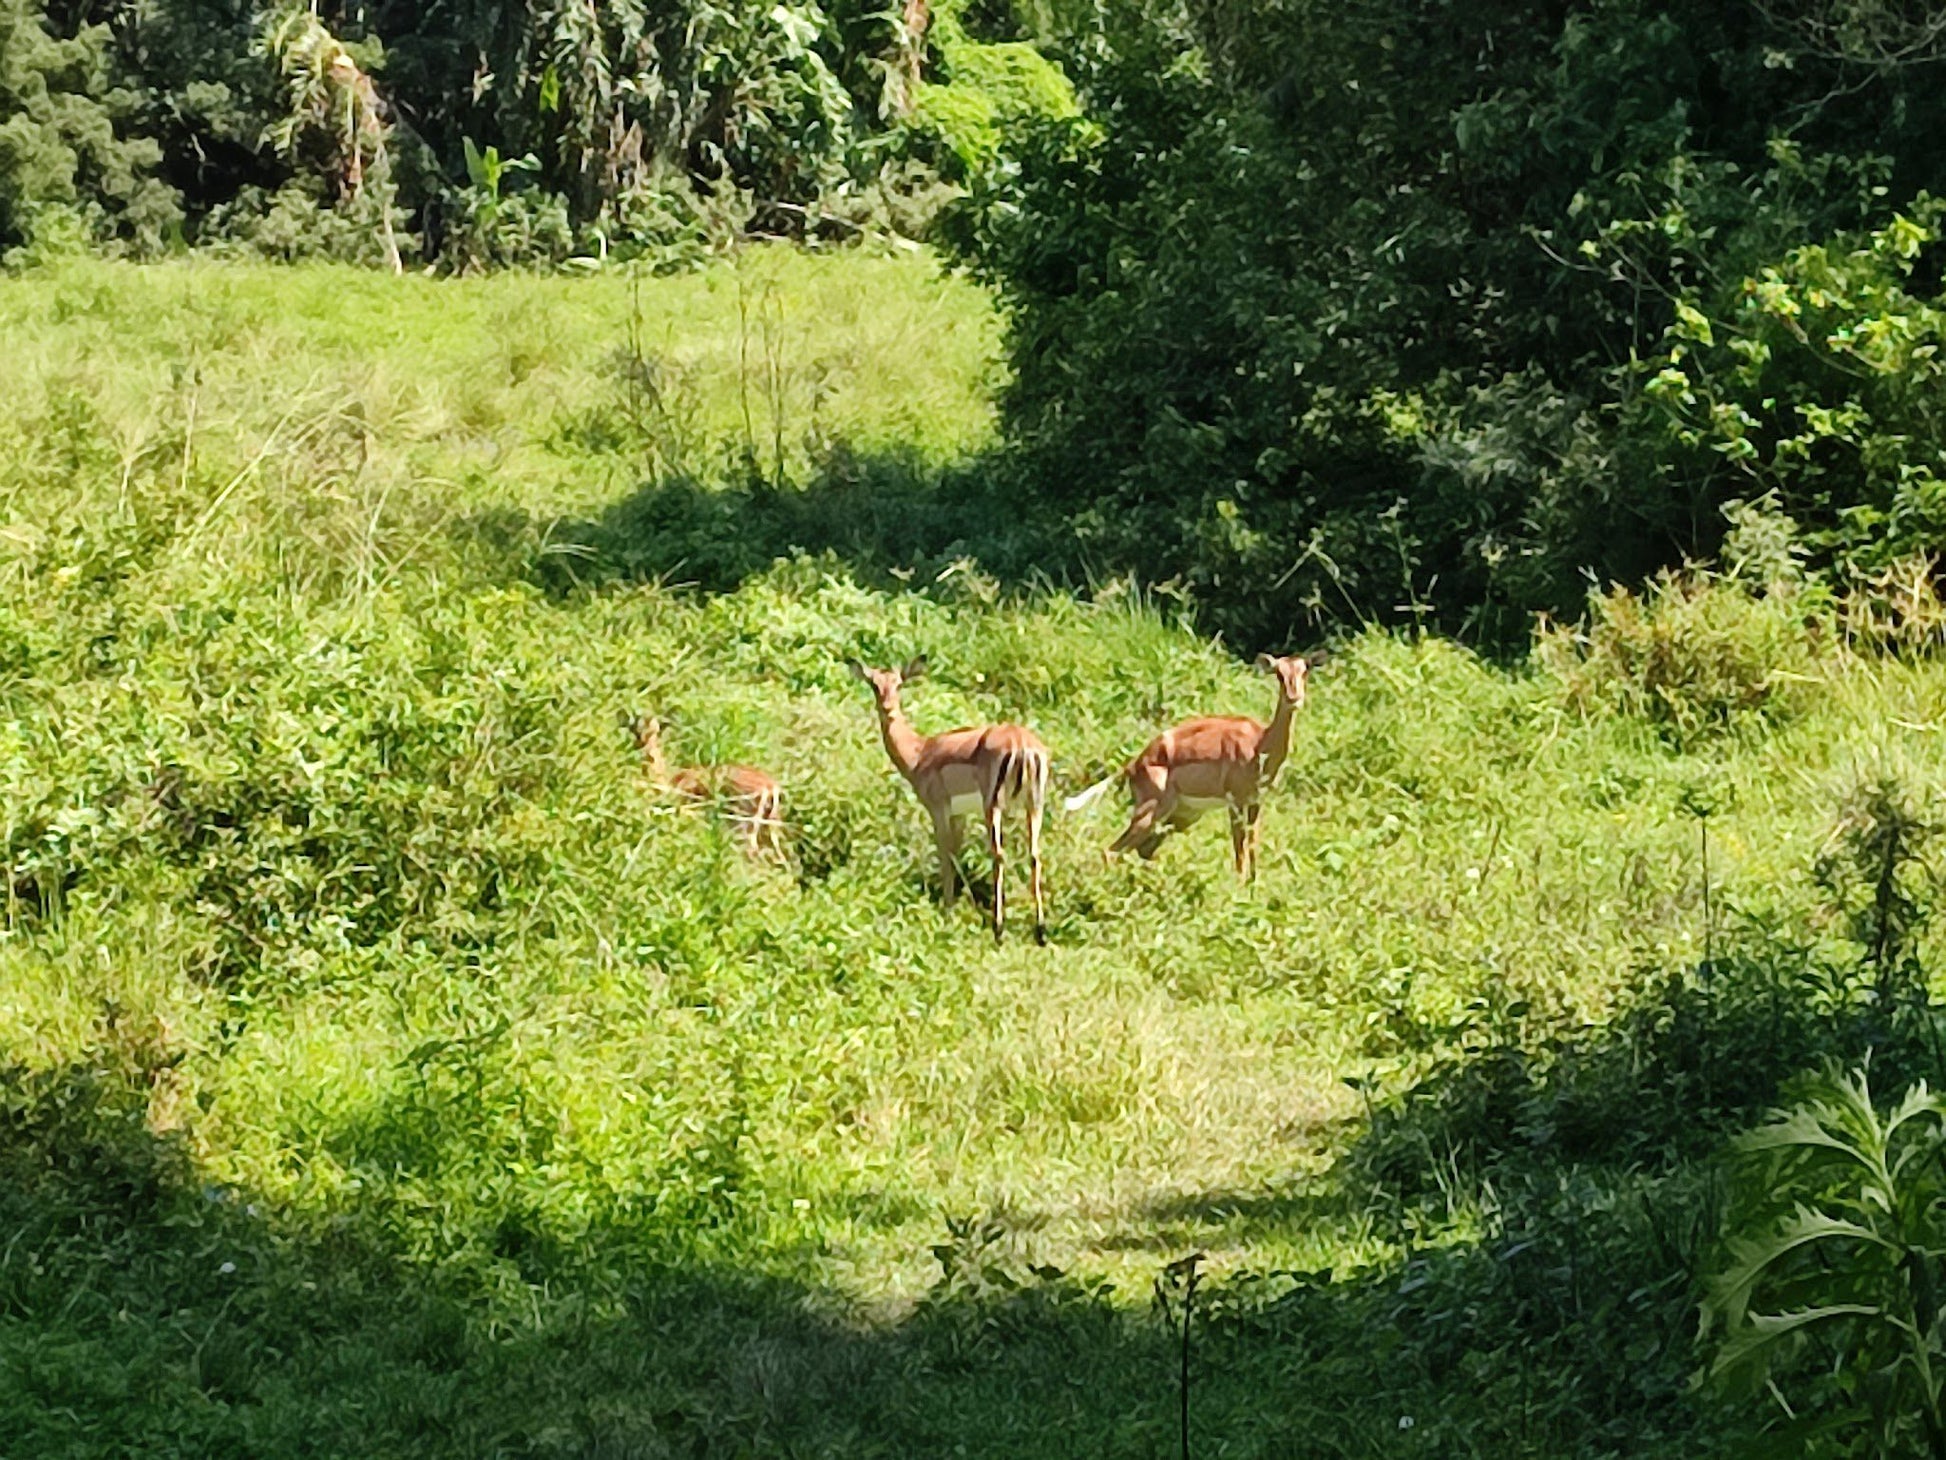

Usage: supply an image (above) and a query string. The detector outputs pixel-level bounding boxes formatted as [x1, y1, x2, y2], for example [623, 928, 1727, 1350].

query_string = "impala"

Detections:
[846, 656, 1050, 945]
[1065, 652, 1322, 880]
[623, 712, 785, 858]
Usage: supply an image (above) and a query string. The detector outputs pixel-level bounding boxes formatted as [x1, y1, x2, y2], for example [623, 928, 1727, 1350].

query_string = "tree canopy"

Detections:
[946, 0, 1946, 643]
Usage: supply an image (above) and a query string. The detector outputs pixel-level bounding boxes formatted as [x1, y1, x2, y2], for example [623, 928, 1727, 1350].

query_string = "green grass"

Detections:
[4, 249, 1946, 1456]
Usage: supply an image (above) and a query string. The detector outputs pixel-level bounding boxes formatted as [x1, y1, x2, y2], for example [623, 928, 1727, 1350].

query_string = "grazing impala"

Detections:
[846, 656, 1050, 945]
[624, 712, 785, 857]
[1065, 652, 1321, 880]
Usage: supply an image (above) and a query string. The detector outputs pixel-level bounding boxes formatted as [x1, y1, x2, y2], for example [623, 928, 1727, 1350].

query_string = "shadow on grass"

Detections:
[31, 942, 1911, 1457]
[0, 1034, 1149, 1459]
[1, 981, 1781, 1460]
[471, 448, 1085, 602]
[1338, 948, 1936, 1207]
[1089, 948, 1945, 1457]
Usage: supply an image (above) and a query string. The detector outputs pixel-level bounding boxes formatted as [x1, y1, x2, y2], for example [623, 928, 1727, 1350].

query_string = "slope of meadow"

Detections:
[4, 250, 1945, 1456]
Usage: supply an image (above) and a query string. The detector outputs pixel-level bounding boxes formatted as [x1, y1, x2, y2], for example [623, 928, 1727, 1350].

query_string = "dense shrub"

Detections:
[1538, 571, 1826, 745]
[0, 0, 1080, 269]
[944, 0, 1946, 645]
[907, 13, 1078, 178]
[0, 0, 179, 258]
[1643, 196, 1946, 578]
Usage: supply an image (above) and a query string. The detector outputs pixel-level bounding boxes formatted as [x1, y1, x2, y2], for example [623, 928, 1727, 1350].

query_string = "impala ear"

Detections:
[845, 658, 869, 683]
[1303, 647, 1330, 668]
[1253, 653, 1277, 673]
[901, 654, 928, 682]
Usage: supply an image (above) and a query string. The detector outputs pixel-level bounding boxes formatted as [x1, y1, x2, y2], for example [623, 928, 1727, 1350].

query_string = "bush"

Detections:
[199, 179, 415, 267]
[0, 0, 180, 259]
[906, 16, 1078, 179]
[1644, 197, 1946, 581]
[1539, 570, 1826, 746]
[942, 1, 1946, 644]
[1841, 555, 1946, 658]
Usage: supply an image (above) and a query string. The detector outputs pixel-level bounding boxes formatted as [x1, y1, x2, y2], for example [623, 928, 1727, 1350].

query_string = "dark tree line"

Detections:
[0, 0, 1073, 267]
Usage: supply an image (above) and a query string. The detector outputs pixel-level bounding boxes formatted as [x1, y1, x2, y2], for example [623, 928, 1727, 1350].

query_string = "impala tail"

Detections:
[998, 744, 1049, 800]
[1064, 775, 1117, 813]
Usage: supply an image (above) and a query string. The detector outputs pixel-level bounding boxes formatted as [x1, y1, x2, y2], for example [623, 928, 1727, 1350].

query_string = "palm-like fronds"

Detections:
[1703, 1066, 1946, 1456]
[257, 4, 402, 271]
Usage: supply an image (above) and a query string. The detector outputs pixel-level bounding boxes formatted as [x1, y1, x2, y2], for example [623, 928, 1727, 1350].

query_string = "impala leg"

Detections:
[931, 806, 962, 910]
[1026, 762, 1048, 946]
[766, 793, 787, 857]
[755, 791, 782, 858]
[1107, 805, 1156, 857]
[1107, 767, 1167, 859]
[986, 796, 1007, 944]
[1123, 788, 1180, 861]
[1244, 799, 1262, 882]
[1229, 802, 1248, 880]
[1110, 791, 1173, 858]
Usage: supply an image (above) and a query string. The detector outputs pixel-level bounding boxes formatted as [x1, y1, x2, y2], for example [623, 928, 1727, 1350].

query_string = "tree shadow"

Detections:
[500, 448, 1083, 603]
[0, 1027, 1161, 1457]
[3, 968, 1792, 1458]
[1337, 948, 1933, 1209]
[1090, 948, 1946, 1457]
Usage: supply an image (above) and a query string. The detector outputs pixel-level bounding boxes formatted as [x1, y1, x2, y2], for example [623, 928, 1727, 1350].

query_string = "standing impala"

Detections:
[624, 712, 785, 858]
[847, 656, 1050, 945]
[1065, 652, 1321, 880]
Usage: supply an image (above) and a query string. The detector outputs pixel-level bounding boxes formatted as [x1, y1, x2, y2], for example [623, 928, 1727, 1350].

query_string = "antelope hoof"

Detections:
[1034, 923, 1048, 947]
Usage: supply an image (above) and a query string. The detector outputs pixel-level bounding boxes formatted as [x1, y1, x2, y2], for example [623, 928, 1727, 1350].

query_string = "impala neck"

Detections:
[874, 697, 927, 781]
[1257, 686, 1300, 783]
[640, 733, 670, 783]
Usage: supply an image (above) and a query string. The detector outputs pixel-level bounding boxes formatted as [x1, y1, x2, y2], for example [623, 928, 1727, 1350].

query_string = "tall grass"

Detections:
[6, 251, 1946, 1456]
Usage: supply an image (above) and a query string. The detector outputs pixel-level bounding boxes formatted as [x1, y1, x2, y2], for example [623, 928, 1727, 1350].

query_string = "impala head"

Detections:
[1254, 651, 1322, 707]
[846, 655, 927, 715]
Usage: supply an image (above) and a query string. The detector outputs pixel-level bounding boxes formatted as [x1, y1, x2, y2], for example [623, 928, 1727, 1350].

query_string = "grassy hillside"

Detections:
[4, 249, 1945, 1456]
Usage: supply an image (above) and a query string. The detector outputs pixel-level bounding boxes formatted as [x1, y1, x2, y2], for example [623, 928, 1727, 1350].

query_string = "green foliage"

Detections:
[1646, 196, 1946, 578]
[1536, 496, 1830, 745]
[908, 13, 1079, 177]
[0, 0, 178, 257]
[442, 139, 572, 273]
[196, 176, 416, 267]
[1540, 569, 1827, 747]
[0, 0, 1081, 269]
[944, 0, 1946, 645]
[1704, 1066, 1946, 1457]
[1816, 760, 1940, 1005]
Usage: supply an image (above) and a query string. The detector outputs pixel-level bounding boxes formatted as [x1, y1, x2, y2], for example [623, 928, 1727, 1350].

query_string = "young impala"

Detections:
[1065, 652, 1321, 880]
[623, 712, 785, 858]
[846, 656, 1050, 945]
